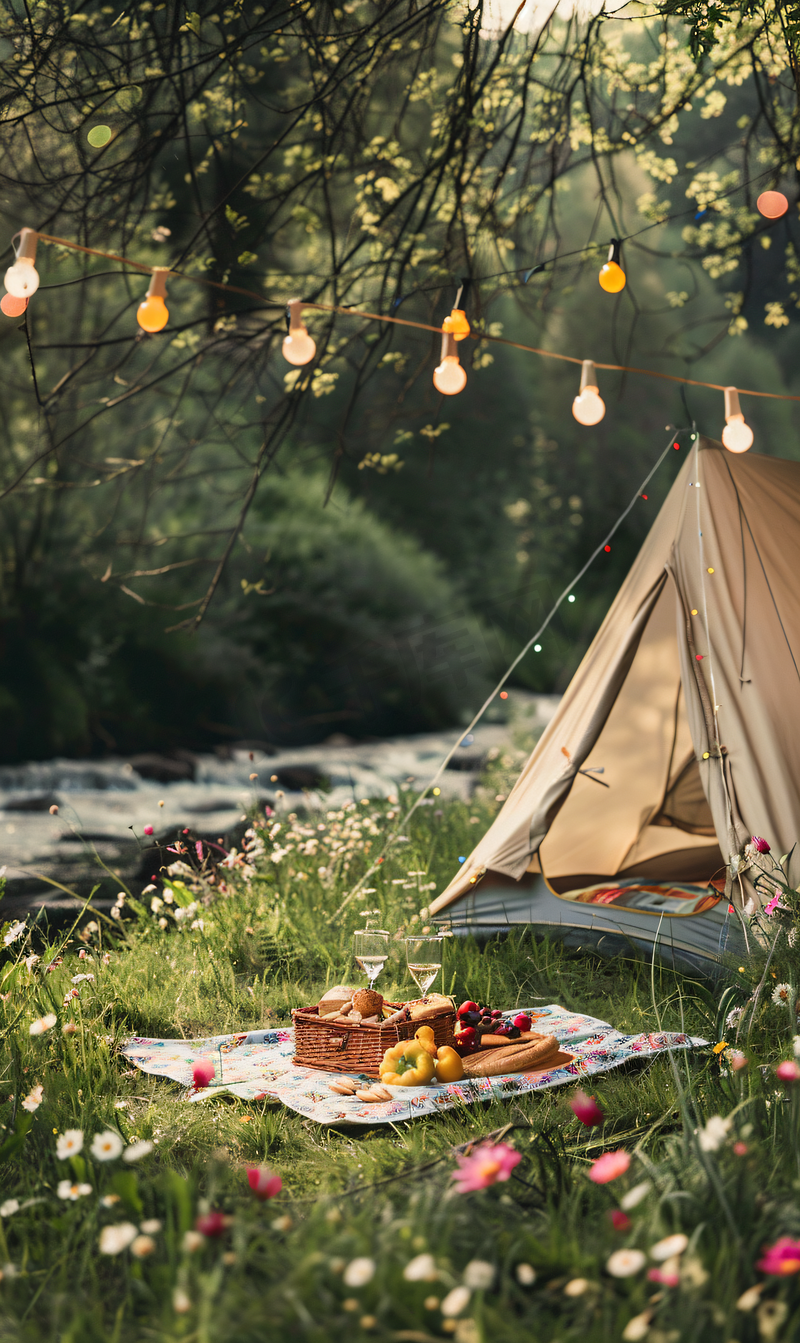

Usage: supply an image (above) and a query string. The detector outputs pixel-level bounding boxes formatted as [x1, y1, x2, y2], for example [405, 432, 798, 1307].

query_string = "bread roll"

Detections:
[318, 985, 356, 1016]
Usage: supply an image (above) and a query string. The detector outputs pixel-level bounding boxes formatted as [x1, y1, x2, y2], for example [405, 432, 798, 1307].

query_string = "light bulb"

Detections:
[137, 294, 169, 332]
[721, 387, 753, 453]
[282, 298, 315, 366]
[599, 238, 626, 293]
[757, 190, 788, 219]
[4, 258, 39, 298]
[722, 415, 753, 453]
[572, 359, 605, 425]
[0, 293, 27, 317]
[443, 307, 470, 340]
[433, 355, 467, 395]
[137, 268, 170, 332]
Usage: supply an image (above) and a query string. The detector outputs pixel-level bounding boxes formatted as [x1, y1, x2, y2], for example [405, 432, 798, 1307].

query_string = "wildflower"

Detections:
[440, 1285, 471, 1316]
[21, 1085, 44, 1112]
[192, 1061, 215, 1089]
[609, 1209, 632, 1231]
[647, 1255, 681, 1287]
[195, 1212, 229, 1238]
[736, 1283, 765, 1310]
[144, 825, 154, 836]
[140, 1219, 161, 1234]
[451, 1141, 521, 1192]
[246, 1166, 281, 1201]
[424, 1295, 440, 1309]
[729, 1049, 748, 1071]
[564, 1278, 590, 1296]
[173, 1287, 191, 1313]
[0, 1264, 19, 1280]
[650, 1233, 688, 1262]
[751, 836, 771, 854]
[726, 1006, 744, 1029]
[3, 920, 25, 946]
[606, 1249, 646, 1278]
[771, 982, 792, 1006]
[697, 1114, 732, 1151]
[756, 1236, 800, 1275]
[182, 1230, 204, 1252]
[588, 1150, 630, 1183]
[272, 1214, 292, 1231]
[71, 973, 94, 985]
[757, 1300, 789, 1340]
[463, 1260, 494, 1290]
[620, 1180, 652, 1210]
[515, 1263, 536, 1285]
[57, 1180, 92, 1201]
[91, 1131, 124, 1161]
[680, 1256, 708, 1287]
[29, 1013, 57, 1036]
[0, 1201, 19, 1217]
[101, 1194, 121, 1207]
[131, 1234, 156, 1258]
[569, 1089, 603, 1126]
[733, 1140, 748, 1155]
[793, 1035, 800, 1058]
[622, 1311, 653, 1341]
[99, 1223, 139, 1256]
[404, 1253, 438, 1282]
[62, 1022, 77, 1036]
[765, 893, 788, 916]
[776, 1060, 800, 1083]
[343, 1257, 376, 1288]
[123, 1140, 154, 1163]
[24, 954, 40, 971]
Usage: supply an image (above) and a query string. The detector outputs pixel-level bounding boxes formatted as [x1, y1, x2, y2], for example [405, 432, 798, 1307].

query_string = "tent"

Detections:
[431, 438, 800, 974]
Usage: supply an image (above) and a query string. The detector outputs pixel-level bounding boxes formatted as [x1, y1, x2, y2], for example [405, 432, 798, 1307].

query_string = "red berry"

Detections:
[457, 1000, 479, 1018]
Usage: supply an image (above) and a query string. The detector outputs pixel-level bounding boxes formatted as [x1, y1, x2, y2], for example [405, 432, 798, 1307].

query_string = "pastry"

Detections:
[352, 988, 384, 1018]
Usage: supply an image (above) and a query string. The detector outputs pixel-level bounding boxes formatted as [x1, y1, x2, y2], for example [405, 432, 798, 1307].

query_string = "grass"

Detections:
[1, 787, 800, 1342]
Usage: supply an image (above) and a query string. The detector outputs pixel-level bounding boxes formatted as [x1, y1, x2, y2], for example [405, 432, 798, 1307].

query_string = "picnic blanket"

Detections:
[121, 1006, 706, 1126]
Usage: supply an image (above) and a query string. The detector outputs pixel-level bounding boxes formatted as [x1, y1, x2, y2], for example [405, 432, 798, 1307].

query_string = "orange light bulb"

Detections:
[443, 307, 470, 340]
[757, 190, 788, 219]
[0, 293, 27, 317]
[599, 239, 626, 293]
[137, 268, 170, 333]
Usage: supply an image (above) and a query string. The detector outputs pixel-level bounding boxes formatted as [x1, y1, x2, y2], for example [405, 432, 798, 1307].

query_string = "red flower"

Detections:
[570, 1089, 604, 1126]
[247, 1166, 282, 1201]
[143, 824, 154, 836]
[757, 1237, 800, 1276]
[195, 1211, 228, 1238]
[608, 1209, 632, 1231]
[588, 1150, 631, 1184]
[751, 836, 770, 854]
[192, 1061, 215, 1089]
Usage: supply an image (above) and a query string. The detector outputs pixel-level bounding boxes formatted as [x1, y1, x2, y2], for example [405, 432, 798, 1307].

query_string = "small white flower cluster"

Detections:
[55, 1129, 154, 1164]
[99, 1218, 161, 1258]
[110, 891, 127, 922]
[3, 919, 26, 947]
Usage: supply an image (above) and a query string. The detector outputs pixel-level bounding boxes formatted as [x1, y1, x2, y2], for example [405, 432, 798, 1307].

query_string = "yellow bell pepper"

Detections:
[380, 1039, 437, 1087]
[414, 1025, 437, 1057]
[434, 1046, 464, 1083]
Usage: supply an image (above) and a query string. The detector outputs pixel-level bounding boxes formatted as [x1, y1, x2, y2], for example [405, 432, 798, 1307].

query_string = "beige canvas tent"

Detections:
[431, 438, 800, 972]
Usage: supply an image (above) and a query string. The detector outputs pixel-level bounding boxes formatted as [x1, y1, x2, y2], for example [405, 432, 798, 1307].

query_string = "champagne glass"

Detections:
[353, 929, 389, 990]
[405, 934, 443, 999]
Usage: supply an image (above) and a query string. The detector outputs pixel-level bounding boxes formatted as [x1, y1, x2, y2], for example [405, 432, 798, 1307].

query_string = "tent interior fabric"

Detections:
[431, 438, 800, 972]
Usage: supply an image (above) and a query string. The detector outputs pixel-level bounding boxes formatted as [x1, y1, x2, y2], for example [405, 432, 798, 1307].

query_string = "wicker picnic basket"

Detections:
[292, 999, 456, 1079]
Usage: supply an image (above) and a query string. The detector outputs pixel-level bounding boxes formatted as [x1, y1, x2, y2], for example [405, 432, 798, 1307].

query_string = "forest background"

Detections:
[1, 0, 799, 765]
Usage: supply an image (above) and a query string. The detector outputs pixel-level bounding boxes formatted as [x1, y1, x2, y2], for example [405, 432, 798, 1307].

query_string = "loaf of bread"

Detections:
[462, 1034, 560, 1077]
[407, 994, 452, 1020]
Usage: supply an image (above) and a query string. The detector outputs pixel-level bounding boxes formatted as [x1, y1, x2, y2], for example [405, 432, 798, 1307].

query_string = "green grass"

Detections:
[1, 792, 800, 1342]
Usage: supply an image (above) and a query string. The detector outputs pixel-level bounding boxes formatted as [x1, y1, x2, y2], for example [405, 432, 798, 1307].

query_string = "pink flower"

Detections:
[144, 825, 154, 836]
[752, 836, 770, 854]
[757, 1237, 800, 1276]
[451, 1142, 521, 1192]
[195, 1212, 228, 1239]
[765, 893, 787, 916]
[192, 1061, 215, 1089]
[588, 1150, 631, 1184]
[776, 1060, 800, 1083]
[647, 1266, 680, 1287]
[733, 1141, 748, 1156]
[608, 1209, 632, 1231]
[247, 1166, 282, 1201]
[570, 1090, 604, 1126]
[729, 1050, 748, 1072]
[196, 841, 203, 861]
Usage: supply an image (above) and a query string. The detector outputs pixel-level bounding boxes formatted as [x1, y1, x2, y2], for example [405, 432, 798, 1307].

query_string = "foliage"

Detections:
[1, 794, 800, 1339]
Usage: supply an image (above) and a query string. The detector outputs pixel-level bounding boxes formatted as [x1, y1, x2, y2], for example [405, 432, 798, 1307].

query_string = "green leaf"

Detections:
[111, 1169, 143, 1215]
[0, 1112, 33, 1166]
[163, 1169, 193, 1234]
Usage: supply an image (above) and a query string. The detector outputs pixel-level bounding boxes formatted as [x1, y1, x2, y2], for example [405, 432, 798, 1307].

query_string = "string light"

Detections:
[442, 308, 470, 340]
[137, 267, 170, 332]
[432, 331, 467, 395]
[282, 298, 316, 366]
[757, 190, 788, 219]
[721, 386, 754, 453]
[598, 239, 626, 294]
[0, 294, 27, 317]
[4, 228, 40, 299]
[572, 360, 605, 425]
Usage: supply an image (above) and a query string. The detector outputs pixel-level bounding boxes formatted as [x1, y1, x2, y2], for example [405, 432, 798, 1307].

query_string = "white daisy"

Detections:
[56, 1129, 83, 1159]
[90, 1131, 123, 1161]
[57, 1180, 92, 1201]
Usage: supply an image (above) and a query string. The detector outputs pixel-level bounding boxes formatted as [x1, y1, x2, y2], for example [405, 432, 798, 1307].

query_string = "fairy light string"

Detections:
[8, 230, 800, 408]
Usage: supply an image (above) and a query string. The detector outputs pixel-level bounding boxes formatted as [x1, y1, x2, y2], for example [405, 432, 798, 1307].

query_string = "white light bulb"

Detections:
[432, 355, 467, 396]
[572, 388, 605, 426]
[4, 257, 39, 298]
[282, 326, 315, 366]
[721, 414, 753, 453]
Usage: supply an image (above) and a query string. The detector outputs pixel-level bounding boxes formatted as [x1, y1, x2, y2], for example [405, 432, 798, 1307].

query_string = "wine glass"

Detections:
[353, 929, 389, 990]
[405, 934, 443, 999]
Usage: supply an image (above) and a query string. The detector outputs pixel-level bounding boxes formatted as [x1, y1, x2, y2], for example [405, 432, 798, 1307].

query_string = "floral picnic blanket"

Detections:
[120, 1006, 705, 1126]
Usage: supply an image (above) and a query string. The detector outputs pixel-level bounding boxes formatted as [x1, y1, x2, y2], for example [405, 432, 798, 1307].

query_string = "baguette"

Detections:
[462, 1034, 560, 1078]
[473, 1030, 548, 1049]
